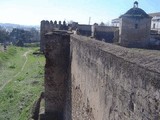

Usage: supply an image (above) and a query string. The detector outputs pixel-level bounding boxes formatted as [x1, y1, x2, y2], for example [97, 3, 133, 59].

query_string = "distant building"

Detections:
[149, 12, 160, 33]
[112, 12, 160, 35]
[118, 1, 152, 48]
[111, 18, 120, 27]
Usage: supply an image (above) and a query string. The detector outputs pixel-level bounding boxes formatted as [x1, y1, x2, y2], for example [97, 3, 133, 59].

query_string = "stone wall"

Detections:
[40, 20, 68, 52]
[77, 24, 92, 37]
[40, 20, 119, 53]
[77, 25, 118, 43]
[119, 17, 151, 48]
[92, 26, 118, 43]
[44, 32, 160, 120]
[70, 35, 160, 120]
[44, 31, 70, 119]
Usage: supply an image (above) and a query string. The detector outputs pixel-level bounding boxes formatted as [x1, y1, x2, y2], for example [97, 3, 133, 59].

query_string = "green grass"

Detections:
[24, 42, 40, 47]
[0, 46, 17, 66]
[0, 46, 45, 120]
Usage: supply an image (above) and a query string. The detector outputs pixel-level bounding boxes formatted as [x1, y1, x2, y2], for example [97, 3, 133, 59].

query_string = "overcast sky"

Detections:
[0, 0, 160, 25]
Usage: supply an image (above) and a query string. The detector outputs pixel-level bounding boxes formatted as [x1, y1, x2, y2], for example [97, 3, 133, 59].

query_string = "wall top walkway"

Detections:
[71, 34, 160, 73]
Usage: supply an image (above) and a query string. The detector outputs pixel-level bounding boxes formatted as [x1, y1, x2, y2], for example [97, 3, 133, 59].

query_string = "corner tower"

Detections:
[119, 1, 152, 48]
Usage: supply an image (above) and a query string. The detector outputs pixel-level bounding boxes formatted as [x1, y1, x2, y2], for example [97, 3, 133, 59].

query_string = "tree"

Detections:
[16, 40, 24, 47]
[10, 28, 23, 44]
[100, 22, 105, 26]
[0, 26, 9, 43]
[10, 28, 32, 44]
[10, 28, 39, 45]
[30, 28, 40, 42]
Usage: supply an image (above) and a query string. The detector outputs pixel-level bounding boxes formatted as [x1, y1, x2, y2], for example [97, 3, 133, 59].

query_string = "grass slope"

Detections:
[0, 46, 45, 120]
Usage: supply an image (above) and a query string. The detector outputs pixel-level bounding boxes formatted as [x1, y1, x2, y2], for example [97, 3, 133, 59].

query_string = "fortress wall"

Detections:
[41, 21, 119, 53]
[70, 35, 160, 120]
[44, 31, 70, 119]
[76, 25, 119, 42]
[40, 20, 55, 52]
[40, 20, 68, 52]
[44, 31, 160, 120]
[92, 26, 118, 42]
[78, 25, 92, 31]
[77, 24, 92, 37]
[95, 26, 118, 32]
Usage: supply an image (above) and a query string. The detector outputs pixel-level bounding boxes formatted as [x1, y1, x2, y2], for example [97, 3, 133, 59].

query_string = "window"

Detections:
[135, 24, 138, 29]
[153, 23, 155, 29]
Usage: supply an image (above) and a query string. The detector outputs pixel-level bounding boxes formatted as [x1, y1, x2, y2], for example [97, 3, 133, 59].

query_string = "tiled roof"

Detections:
[120, 8, 150, 18]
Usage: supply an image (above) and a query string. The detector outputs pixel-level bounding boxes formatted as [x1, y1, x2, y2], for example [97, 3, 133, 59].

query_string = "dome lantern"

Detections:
[134, 1, 138, 8]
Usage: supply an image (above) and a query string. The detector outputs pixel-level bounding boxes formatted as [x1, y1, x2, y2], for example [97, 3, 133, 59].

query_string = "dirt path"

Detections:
[0, 50, 32, 91]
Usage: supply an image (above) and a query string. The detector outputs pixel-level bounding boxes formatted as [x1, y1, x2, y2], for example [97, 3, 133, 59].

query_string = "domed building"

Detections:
[119, 1, 152, 48]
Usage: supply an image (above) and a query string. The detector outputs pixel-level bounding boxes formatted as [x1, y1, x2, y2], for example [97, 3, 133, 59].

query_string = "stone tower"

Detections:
[40, 20, 69, 52]
[119, 1, 152, 48]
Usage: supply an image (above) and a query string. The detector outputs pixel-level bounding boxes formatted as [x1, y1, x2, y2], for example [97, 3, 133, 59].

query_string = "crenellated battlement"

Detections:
[41, 20, 68, 31]
[40, 20, 68, 52]
[40, 20, 119, 52]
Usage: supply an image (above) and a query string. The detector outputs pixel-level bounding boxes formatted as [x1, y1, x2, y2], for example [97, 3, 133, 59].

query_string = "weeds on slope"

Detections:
[0, 46, 17, 66]
[0, 47, 45, 120]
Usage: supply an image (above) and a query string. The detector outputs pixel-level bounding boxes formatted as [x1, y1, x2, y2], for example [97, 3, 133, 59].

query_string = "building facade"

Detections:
[118, 1, 152, 48]
[111, 18, 120, 27]
[112, 13, 160, 34]
[149, 12, 160, 33]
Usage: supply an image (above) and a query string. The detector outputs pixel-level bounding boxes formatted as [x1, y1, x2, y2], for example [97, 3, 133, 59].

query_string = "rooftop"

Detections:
[149, 12, 160, 17]
[120, 1, 151, 18]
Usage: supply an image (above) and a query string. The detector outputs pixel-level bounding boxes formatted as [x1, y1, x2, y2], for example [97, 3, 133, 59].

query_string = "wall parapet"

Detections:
[40, 20, 68, 52]
[71, 35, 160, 73]
[70, 34, 160, 120]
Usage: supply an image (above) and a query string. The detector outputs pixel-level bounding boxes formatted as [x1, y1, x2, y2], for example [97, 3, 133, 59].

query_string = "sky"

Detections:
[0, 0, 160, 26]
